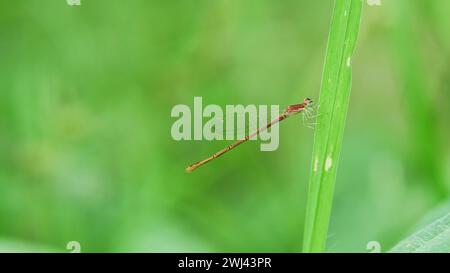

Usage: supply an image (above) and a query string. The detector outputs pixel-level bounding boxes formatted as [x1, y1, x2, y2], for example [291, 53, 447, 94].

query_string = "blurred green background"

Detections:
[0, 0, 449, 252]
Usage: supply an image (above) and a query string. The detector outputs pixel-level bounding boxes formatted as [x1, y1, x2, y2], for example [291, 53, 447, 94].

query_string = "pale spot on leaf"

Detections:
[325, 156, 333, 171]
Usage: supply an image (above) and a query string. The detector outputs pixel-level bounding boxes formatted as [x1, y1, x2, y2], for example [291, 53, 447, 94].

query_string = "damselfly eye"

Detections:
[305, 97, 313, 104]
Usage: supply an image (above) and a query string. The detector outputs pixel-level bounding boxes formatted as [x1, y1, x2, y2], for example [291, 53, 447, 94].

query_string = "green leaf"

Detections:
[390, 213, 450, 253]
[302, 0, 363, 253]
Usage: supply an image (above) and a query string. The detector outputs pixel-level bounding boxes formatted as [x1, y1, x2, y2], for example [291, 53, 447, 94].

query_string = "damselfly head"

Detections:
[304, 97, 313, 106]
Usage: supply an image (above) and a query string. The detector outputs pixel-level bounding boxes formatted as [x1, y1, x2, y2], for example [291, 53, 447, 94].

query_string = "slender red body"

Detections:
[185, 98, 313, 172]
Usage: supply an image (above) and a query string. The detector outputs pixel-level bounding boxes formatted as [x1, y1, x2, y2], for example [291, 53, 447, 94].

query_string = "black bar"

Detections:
[1, 253, 446, 272]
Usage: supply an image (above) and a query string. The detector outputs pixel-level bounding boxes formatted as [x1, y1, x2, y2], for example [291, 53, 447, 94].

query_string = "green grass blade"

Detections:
[390, 213, 450, 253]
[302, 0, 363, 253]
